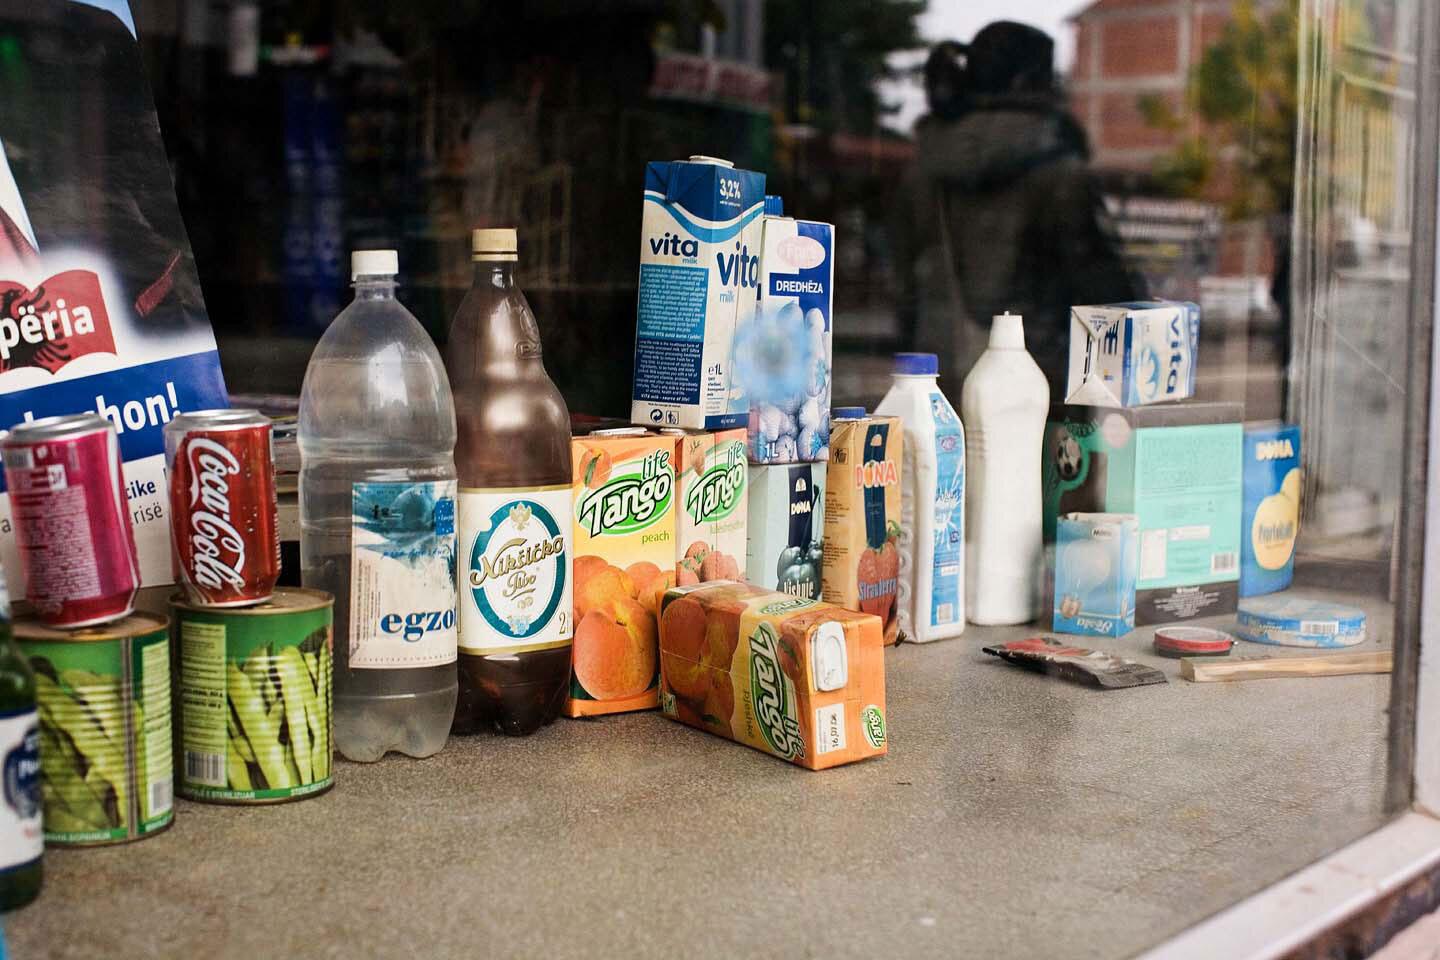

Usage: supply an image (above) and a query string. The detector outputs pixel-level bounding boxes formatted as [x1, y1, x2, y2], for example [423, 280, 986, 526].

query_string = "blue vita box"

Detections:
[1053, 513, 1138, 638]
[1240, 424, 1301, 597]
[631, 157, 766, 431]
[1066, 301, 1200, 408]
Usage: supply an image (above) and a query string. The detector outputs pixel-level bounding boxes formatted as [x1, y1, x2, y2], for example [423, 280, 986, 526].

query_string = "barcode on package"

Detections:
[150, 777, 174, 815]
[1301, 621, 1339, 635]
[1211, 552, 1238, 575]
[935, 603, 954, 624]
[185, 751, 225, 787]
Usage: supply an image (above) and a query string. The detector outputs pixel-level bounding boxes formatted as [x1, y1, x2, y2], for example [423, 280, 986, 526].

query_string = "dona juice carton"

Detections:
[1053, 512, 1138, 638]
[631, 157, 765, 431]
[746, 462, 825, 600]
[669, 427, 748, 586]
[658, 582, 887, 770]
[1066, 302, 1200, 407]
[1240, 424, 1301, 597]
[822, 415, 903, 645]
[740, 200, 834, 463]
[568, 429, 677, 716]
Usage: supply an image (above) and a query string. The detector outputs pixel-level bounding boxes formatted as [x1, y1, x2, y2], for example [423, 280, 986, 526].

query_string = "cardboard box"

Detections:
[1053, 513, 1138, 637]
[1066, 302, 1200, 407]
[822, 416, 902, 644]
[631, 158, 765, 431]
[1043, 403, 1242, 625]
[742, 215, 834, 463]
[658, 581, 887, 770]
[746, 462, 825, 599]
[567, 430, 677, 716]
[669, 427, 748, 586]
[1240, 424, 1301, 597]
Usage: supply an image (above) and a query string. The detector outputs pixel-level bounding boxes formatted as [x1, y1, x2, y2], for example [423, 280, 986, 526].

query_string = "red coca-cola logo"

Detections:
[184, 438, 248, 590]
[0, 270, 117, 374]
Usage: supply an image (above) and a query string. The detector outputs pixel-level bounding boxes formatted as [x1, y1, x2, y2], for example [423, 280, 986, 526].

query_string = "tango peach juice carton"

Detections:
[822, 415, 903, 645]
[567, 429, 676, 716]
[668, 427, 748, 588]
[658, 582, 887, 770]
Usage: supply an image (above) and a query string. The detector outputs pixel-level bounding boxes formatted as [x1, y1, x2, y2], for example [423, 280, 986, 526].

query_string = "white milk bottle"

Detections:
[960, 312, 1049, 625]
[874, 353, 965, 642]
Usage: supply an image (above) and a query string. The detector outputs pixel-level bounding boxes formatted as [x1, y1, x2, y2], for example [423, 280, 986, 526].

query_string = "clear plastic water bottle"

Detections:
[299, 250, 459, 762]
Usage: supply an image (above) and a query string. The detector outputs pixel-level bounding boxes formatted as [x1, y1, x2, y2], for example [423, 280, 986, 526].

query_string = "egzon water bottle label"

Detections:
[930, 393, 964, 627]
[0, 709, 42, 869]
[459, 485, 573, 655]
[349, 480, 459, 668]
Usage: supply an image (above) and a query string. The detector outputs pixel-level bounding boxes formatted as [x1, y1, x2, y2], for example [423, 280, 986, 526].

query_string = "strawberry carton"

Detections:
[658, 581, 887, 770]
[822, 415, 903, 645]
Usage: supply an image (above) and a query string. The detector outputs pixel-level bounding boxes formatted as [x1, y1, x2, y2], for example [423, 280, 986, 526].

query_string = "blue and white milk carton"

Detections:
[1240, 423, 1301, 597]
[631, 156, 765, 431]
[740, 197, 834, 463]
[1053, 512, 1138, 638]
[1065, 301, 1200, 407]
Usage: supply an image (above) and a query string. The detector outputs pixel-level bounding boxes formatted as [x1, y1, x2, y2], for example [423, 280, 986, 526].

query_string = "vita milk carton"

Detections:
[631, 156, 765, 431]
[1066, 302, 1200, 407]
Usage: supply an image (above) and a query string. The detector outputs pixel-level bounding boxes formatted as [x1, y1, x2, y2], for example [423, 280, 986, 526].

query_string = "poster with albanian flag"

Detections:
[0, 0, 229, 587]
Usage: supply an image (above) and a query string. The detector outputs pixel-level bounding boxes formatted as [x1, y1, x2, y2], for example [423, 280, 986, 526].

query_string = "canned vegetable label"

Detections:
[25, 621, 174, 845]
[178, 593, 333, 802]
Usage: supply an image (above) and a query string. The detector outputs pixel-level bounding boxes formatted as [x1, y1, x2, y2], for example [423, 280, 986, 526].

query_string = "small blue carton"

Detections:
[1240, 424, 1301, 597]
[1054, 512, 1138, 638]
[1066, 301, 1201, 407]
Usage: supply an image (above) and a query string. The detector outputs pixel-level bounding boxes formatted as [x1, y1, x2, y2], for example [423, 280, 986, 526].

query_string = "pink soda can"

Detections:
[2, 413, 141, 628]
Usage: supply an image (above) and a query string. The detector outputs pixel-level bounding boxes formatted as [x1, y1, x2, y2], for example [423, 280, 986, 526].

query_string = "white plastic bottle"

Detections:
[299, 250, 459, 762]
[874, 353, 966, 642]
[960, 312, 1049, 625]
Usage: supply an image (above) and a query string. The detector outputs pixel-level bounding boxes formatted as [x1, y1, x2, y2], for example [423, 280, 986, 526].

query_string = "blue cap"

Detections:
[764, 194, 784, 216]
[833, 406, 866, 419]
[893, 352, 938, 375]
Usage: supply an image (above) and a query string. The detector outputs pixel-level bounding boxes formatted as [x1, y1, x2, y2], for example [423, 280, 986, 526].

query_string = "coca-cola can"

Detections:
[165, 409, 280, 607]
[1, 413, 141, 628]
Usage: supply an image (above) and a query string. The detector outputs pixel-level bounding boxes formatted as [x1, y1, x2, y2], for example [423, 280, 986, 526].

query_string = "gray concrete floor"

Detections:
[7, 587, 1392, 959]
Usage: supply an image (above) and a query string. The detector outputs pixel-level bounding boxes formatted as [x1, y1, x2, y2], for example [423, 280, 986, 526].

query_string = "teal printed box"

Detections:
[1044, 403, 1242, 625]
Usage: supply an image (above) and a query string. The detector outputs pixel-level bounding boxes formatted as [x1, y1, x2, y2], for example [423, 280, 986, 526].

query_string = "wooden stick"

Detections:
[1180, 650, 1392, 682]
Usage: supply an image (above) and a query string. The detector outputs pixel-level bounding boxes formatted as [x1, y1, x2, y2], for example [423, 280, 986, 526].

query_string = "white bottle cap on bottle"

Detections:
[351, 249, 398, 279]
[990, 311, 1025, 349]
[471, 228, 518, 262]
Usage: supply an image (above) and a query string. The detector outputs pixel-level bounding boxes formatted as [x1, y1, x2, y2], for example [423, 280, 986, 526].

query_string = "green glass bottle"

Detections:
[0, 568, 42, 912]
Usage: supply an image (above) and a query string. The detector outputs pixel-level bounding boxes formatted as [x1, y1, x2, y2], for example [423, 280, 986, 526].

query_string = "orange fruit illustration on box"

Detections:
[578, 446, 613, 489]
[574, 595, 657, 700]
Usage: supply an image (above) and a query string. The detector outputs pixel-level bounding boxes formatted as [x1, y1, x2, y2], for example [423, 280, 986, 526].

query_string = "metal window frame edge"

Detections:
[1144, 0, 1440, 955]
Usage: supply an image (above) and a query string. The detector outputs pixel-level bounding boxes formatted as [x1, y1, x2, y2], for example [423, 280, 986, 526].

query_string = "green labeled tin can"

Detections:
[17, 612, 175, 846]
[173, 588, 333, 804]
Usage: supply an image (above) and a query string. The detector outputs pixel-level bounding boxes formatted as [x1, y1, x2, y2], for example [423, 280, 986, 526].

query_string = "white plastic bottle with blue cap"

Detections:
[961, 312, 1049, 624]
[874, 354, 966, 642]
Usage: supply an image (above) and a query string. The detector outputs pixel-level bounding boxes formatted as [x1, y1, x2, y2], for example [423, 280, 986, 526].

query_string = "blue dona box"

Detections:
[1240, 424, 1301, 597]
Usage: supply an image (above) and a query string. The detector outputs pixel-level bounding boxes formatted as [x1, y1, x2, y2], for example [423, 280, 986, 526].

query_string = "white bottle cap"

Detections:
[351, 249, 398, 279]
[990, 311, 1025, 349]
[472, 228, 518, 262]
[686, 155, 734, 167]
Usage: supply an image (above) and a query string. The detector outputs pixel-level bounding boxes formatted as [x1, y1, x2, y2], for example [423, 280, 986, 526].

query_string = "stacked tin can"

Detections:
[164, 410, 333, 803]
[2, 413, 172, 844]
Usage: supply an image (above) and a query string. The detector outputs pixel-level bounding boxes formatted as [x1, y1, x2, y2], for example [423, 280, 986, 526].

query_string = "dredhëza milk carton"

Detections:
[631, 157, 765, 431]
[1066, 301, 1200, 407]
[742, 214, 834, 463]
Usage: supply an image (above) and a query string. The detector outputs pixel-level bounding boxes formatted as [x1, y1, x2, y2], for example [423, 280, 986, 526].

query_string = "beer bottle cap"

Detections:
[472, 228, 518, 262]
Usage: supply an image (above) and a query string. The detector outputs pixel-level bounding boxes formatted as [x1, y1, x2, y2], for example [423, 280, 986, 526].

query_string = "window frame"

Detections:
[1144, 0, 1440, 954]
